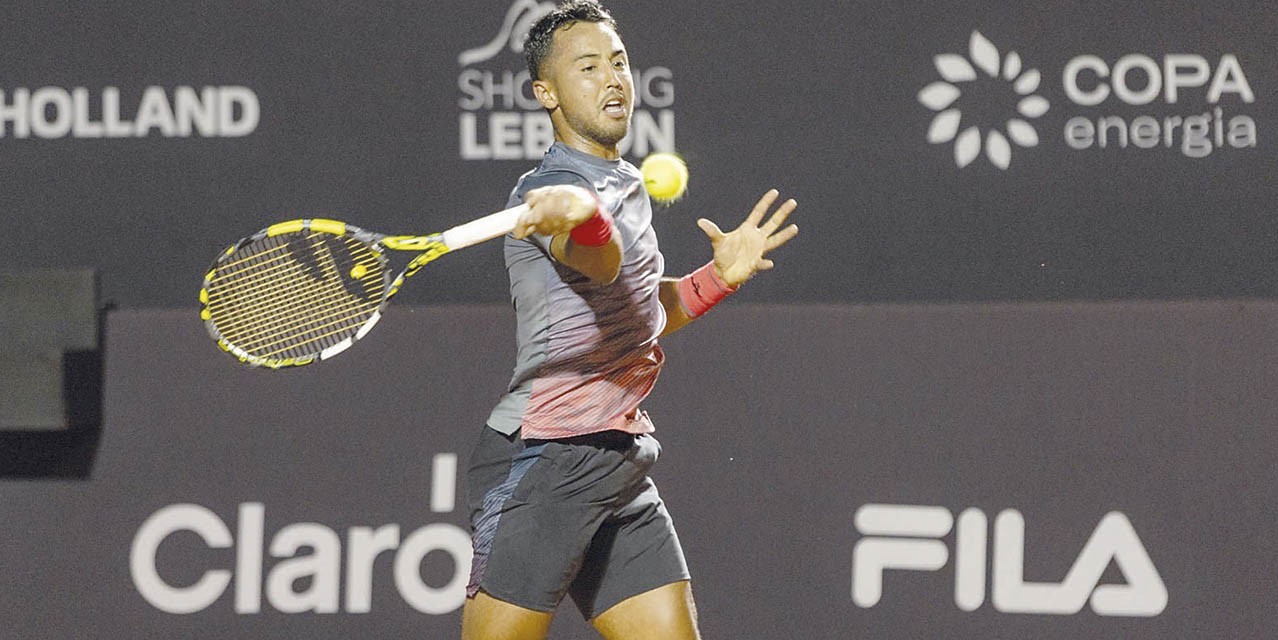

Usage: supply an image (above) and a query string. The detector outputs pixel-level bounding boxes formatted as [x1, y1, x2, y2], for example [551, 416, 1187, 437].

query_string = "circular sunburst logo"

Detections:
[918, 30, 1050, 169]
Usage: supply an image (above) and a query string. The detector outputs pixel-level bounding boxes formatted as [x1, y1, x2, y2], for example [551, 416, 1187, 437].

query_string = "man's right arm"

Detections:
[513, 184, 623, 284]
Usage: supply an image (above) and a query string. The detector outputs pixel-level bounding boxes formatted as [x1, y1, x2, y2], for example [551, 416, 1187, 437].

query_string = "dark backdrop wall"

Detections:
[1, 1, 1274, 308]
[2, 303, 1277, 638]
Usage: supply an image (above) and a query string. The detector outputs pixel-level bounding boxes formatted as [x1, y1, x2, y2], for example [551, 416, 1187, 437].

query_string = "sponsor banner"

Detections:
[851, 505, 1167, 616]
[0, 1, 1274, 305]
[0, 86, 259, 139]
[3, 303, 1278, 638]
[917, 30, 1258, 168]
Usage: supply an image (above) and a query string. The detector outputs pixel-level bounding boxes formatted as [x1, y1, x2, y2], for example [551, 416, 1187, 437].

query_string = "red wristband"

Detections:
[569, 199, 614, 247]
[676, 261, 737, 317]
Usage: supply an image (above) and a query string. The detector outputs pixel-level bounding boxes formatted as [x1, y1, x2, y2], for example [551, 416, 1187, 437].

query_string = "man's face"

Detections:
[536, 21, 634, 152]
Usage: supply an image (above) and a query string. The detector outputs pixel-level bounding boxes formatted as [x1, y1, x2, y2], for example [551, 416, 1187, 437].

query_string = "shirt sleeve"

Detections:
[506, 170, 595, 256]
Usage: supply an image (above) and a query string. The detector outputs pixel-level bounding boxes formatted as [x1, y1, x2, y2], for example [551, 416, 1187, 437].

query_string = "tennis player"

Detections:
[463, 2, 797, 638]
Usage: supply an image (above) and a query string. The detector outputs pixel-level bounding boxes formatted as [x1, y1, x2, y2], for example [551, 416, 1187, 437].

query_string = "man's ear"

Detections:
[532, 79, 558, 110]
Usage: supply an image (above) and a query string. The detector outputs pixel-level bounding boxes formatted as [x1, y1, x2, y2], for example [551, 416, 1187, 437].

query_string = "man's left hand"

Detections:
[697, 189, 799, 288]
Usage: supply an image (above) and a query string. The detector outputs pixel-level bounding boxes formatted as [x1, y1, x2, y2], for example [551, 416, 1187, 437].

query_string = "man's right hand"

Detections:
[513, 185, 599, 239]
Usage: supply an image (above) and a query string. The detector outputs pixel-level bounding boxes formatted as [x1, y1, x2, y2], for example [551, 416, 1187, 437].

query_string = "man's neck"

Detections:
[554, 129, 620, 161]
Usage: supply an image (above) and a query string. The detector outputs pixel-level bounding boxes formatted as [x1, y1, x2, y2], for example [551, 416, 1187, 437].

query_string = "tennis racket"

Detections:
[200, 204, 528, 369]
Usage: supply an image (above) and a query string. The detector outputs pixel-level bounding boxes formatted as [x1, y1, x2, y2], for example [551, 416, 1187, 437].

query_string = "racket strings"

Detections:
[208, 234, 352, 316]
[208, 269, 381, 329]
[210, 234, 383, 326]
[208, 253, 383, 337]
[234, 298, 376, 353]
[262, 313, 378, 357]
[209, 248, 365, 353]
[208, 236, 380, 297]
[206, 233, 388, 359]
[216, 286, 375, 344]
[219, 284, 375, 353]
[212, 238, 295, 275]
[213, 259, 378, 356]
[209, 237, 328, 289]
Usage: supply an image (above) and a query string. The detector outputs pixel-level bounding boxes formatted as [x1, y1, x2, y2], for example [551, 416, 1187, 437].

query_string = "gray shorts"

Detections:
[466, 425, 690, 619]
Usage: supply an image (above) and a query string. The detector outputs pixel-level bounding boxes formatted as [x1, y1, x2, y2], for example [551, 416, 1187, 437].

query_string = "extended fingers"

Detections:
[697, 218, 725, 240]
[760, 198, 797, 235]
[745, 189, 780, 228]
[763, 223, 798, 252]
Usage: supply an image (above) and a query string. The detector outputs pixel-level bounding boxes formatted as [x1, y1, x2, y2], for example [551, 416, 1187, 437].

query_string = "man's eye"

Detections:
[582, 65, 595, 72]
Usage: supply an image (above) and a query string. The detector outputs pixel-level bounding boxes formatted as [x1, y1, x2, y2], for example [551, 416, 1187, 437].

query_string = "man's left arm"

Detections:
[660, 189, 798, 337]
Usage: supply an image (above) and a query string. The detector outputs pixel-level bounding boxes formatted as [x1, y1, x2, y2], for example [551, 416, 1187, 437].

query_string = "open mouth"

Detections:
[603, 98, 627, 117]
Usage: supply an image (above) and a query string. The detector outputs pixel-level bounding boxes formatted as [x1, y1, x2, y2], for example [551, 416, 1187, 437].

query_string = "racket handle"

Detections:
[442, 204, 529, 250]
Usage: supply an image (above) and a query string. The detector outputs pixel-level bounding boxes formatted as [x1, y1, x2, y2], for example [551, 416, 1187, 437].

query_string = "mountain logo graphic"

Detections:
[918, 31, 1049, 169]
[458, 0, 555, 66]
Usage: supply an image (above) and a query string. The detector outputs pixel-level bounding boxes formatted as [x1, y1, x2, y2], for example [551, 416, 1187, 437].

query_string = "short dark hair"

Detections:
[525, 0, 619, 81]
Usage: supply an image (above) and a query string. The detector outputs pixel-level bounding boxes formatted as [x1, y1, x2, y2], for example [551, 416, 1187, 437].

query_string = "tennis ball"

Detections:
[640, 152, 688, 203]
[351, 264, 368, 279]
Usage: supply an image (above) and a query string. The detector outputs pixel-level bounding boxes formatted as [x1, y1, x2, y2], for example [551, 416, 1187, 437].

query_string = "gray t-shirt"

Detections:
[486, 142, 666, 438]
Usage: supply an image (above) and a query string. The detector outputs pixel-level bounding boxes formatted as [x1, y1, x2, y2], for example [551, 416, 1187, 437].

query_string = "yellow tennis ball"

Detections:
[351, 264, 368, 279]
[640, 152, 688, 203]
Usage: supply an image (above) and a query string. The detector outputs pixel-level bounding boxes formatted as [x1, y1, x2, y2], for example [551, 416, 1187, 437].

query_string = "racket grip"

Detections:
[441, 204, 529, 250]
